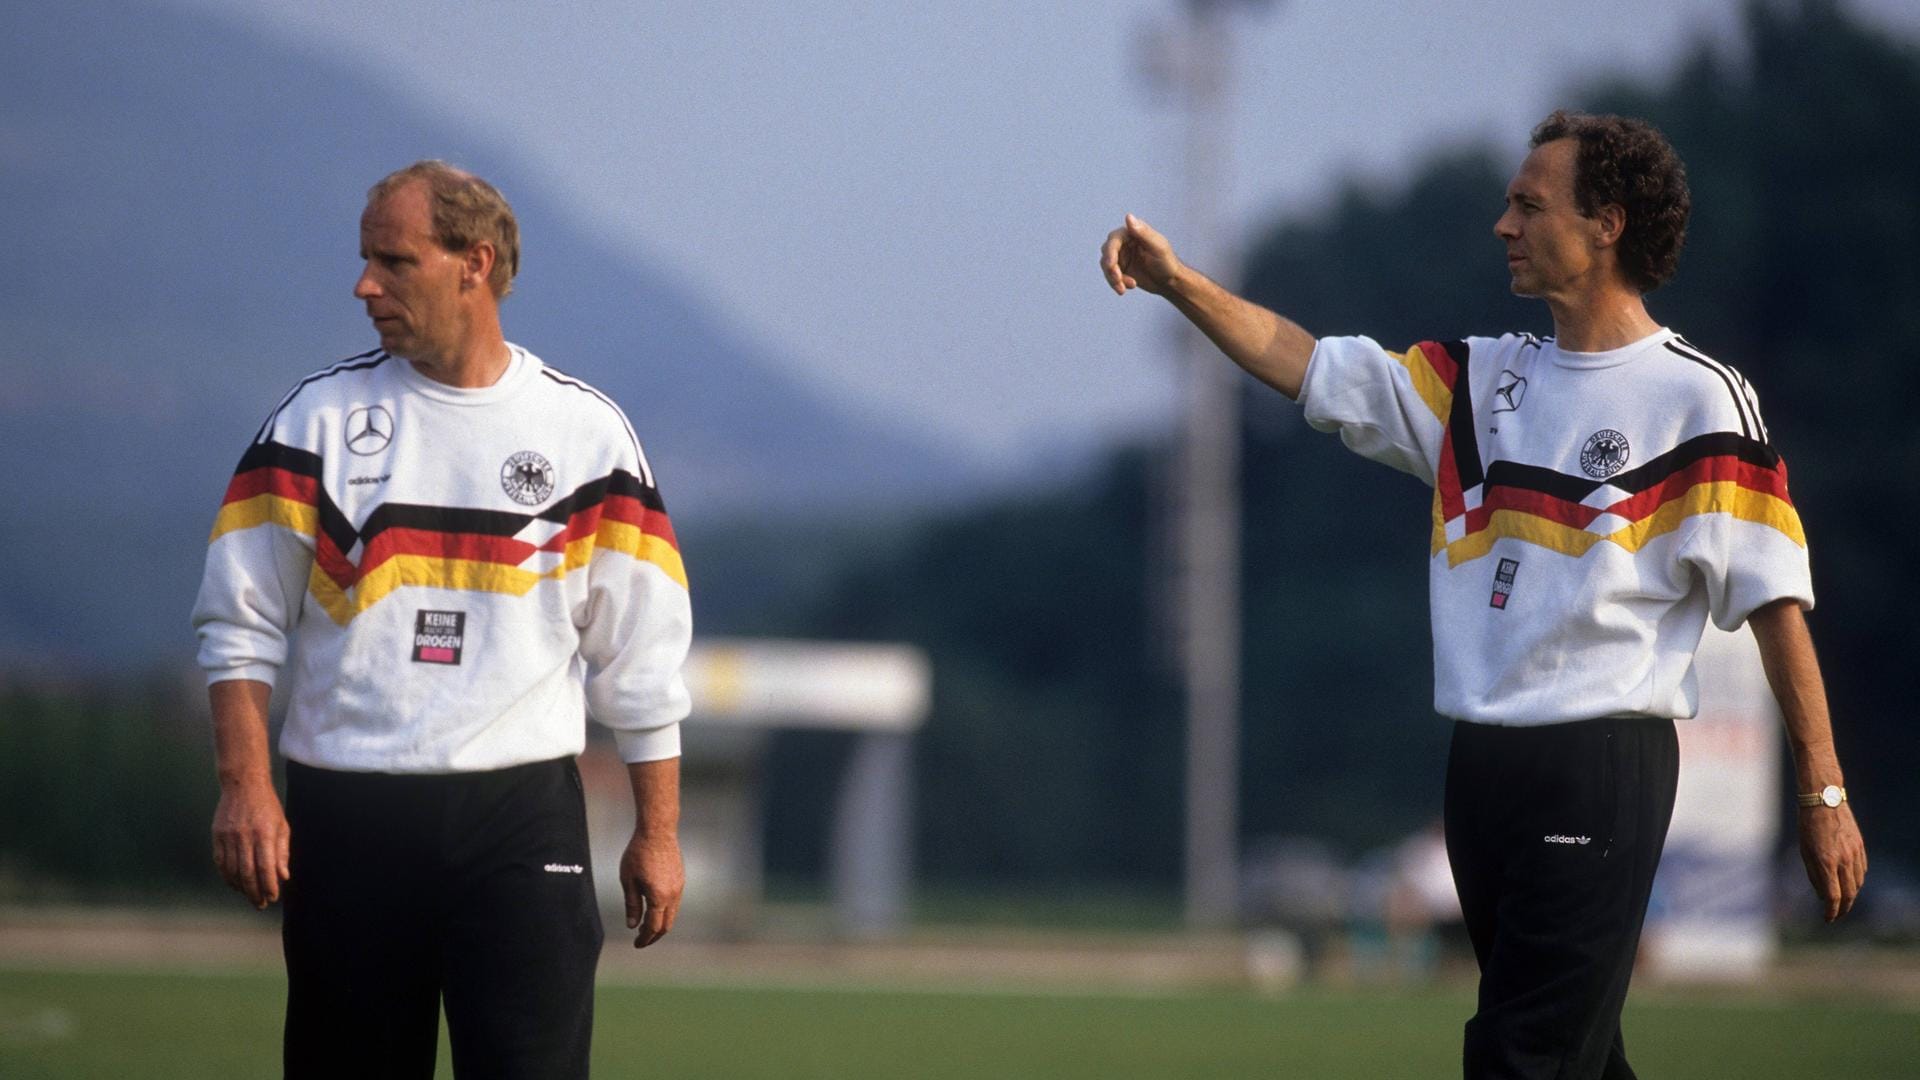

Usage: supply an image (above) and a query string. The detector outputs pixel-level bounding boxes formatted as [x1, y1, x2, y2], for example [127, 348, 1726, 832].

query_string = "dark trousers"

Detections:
[1444, 717, 1679, 1080]
[281, 758, 604, 1080]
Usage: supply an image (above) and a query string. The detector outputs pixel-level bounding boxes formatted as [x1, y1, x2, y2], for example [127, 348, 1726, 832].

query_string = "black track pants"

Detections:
[281, 758, 604, 1080]
[1444, 717, 1679, 1080]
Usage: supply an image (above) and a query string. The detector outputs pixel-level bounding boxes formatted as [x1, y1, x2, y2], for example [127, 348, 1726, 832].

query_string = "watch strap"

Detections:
[1796, 785, 1846, 808]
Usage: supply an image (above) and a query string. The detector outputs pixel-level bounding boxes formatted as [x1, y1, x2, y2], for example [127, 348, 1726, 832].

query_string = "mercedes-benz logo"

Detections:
[1493, 370, 1527, 413]
[346, 405, 394, 456]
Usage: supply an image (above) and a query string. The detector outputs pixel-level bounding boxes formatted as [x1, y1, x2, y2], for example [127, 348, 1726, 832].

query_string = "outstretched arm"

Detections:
[1748, 599, 1866, 921]
[1100, 213, 1317, 399]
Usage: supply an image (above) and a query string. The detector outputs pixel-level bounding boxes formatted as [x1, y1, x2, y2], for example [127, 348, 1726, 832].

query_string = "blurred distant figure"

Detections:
[1103, 111, 1865, 1079]
[1346, 821, 1461, 984]
[1240, 836, 1350, 975]
[192, 161, 692, 1078]
[1385, 822, 1465, 977]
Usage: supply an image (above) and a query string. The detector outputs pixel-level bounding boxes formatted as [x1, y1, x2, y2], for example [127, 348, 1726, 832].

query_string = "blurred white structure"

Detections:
[1643, 624, 1781, 979]
[580, 638, 931, 939]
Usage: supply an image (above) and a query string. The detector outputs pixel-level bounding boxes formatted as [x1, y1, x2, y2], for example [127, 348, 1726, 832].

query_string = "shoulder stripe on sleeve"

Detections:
[1741, 382, 1771, 444]
[1428, 340, 1483, 518]
[210, 440, 326, 543]
[254, 350, 389, 444]
[1664, 340, 1754, 441]
[1679, 335, 1773, 447]
[540, 368, 652, 486]
[1384, 340, 1460, 423]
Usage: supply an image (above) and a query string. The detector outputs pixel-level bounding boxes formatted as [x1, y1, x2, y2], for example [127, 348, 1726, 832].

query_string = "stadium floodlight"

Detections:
[1138, 0, 1282, 931]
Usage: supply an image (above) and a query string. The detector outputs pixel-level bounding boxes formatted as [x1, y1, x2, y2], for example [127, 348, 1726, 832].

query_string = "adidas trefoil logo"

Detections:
[1543, 834, 1591, 846]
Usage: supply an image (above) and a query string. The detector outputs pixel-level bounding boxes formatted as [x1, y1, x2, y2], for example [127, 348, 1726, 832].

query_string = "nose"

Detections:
[1493, 207, 1519, 241]
[353, 266, 379, 300]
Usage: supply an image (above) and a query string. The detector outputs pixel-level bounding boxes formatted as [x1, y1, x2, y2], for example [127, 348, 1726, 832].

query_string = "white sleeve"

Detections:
[1298, 335, 1457, 485]
[1678, 454, 1815, 631]
[575, 460, 693, 763]
[191, 437, 320, 687]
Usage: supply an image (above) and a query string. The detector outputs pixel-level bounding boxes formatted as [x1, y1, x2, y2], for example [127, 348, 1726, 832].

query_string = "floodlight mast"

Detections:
[1143, 0, 1276, 931]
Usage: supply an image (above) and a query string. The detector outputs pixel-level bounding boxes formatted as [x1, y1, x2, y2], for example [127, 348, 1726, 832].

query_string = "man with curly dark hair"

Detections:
[1101, 112, 1866, 1079]
[1527, 109, 1691, 294]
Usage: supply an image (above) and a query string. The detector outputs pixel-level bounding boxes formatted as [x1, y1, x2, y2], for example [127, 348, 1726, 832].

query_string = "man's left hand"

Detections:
[619, 830, 684, 948]
[1798, 803, 1867, 922]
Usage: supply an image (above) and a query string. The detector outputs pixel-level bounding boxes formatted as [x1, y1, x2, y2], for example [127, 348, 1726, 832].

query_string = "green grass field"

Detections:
[1, 968, 1915, 1079]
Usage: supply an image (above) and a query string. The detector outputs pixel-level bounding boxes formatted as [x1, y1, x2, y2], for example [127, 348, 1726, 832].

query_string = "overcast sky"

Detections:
[171, 0, 1920, 474]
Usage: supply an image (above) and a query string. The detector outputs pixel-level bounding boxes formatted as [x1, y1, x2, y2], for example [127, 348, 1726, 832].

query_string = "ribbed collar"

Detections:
[1547, 327, 1675, 370]
[393, 343, 538, 404]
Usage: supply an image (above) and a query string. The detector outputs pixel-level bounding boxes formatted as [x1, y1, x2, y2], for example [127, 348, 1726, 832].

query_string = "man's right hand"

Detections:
[1101, 213, 1184, 296]
[1097, 211, 1317, 399]
[212, 777, 290, 909]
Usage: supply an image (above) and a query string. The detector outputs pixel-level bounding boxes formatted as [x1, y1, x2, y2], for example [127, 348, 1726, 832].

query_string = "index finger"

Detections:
[634, 894, 660, 947]
[213, 834, 241, 893]
[1819, 863, 1842, 922]
[637, 891, 668, 941]
[625, 884, 646, 932]
[1100, 229, 1128, 294]
[227, 832, 261, 906]
[253, 832, 282, 906]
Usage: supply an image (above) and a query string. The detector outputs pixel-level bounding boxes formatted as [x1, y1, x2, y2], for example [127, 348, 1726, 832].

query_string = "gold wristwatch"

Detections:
[1796, 784, 1846, 809]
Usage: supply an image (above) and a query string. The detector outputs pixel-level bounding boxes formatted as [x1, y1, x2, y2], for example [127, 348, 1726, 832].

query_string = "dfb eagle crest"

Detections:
[501, 451, 556, 506]
[1579, 429, 1630, 479]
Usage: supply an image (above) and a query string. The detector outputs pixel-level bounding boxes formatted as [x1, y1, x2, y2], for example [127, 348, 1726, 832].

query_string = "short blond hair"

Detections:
[368, 161, 521, 299]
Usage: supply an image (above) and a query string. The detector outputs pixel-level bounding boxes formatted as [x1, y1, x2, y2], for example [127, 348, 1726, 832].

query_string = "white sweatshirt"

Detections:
[1299, 328, 1811, 726]
[192, 345, 692, 771]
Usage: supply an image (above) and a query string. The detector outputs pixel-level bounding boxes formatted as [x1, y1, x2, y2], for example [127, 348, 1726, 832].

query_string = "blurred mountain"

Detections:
[0, 1, 975, 668]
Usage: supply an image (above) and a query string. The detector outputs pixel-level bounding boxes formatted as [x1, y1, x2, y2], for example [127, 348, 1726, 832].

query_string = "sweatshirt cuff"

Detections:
[1297, 338, 1339, 430]
[613, 722, 681, 764]
[206, 663, 279, 688]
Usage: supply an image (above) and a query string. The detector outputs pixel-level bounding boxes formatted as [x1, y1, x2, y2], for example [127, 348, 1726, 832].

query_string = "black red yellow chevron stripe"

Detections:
[210, 442, 684, 624]
[1383, 340, 1804, 567]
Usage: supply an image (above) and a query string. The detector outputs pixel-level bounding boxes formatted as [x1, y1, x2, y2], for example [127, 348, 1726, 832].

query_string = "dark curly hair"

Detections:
[1530, 110, 1690, 293]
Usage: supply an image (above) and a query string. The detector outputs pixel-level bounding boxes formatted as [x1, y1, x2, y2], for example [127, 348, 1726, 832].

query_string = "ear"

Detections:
[1590, 203, 1627, 250]
[461, 242, 497, 293]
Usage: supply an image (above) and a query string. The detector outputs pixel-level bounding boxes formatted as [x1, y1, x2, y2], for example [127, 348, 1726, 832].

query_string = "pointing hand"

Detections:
[1100, 213, 1184, 297]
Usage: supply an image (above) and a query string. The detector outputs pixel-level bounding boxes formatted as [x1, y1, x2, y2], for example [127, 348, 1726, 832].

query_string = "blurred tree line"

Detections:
[0, 679, 217, 900]
[761, 0, 1920, 895]
[2, 0, 1911, 912]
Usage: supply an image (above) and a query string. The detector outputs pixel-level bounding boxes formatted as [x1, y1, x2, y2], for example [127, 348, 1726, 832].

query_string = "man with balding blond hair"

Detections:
[195, 161, 692, 1078]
